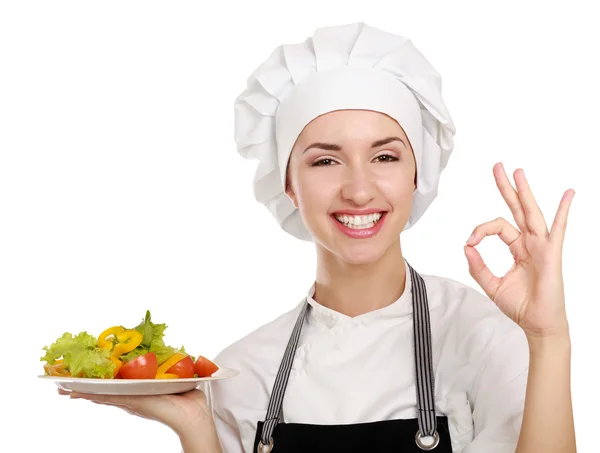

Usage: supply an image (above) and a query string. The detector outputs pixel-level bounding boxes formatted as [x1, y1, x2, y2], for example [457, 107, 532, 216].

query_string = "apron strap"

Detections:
[409, 265, 439, 446]
[258, 262, 438, 451]
[260, 299, 309, 446]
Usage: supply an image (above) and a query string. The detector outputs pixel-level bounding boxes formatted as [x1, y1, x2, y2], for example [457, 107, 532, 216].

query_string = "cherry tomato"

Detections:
[167, 355, 195, 378]
[194, 355, 219, 377]
[120, 352, 158, 379]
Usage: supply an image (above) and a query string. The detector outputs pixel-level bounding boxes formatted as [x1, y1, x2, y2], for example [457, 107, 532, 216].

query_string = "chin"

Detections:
[339, 248, 386, 265]
[317, 236, 392, 266]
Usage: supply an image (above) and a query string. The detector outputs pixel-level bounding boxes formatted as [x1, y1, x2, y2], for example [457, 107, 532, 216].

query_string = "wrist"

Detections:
[180, 433, 222, 453]
[179, 426, 222, 453]
[526, 328, 571, 356]
[176, 415, 222, 453]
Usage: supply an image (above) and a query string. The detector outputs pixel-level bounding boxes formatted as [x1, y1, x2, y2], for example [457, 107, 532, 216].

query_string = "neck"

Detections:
[313, 240, 407, 317]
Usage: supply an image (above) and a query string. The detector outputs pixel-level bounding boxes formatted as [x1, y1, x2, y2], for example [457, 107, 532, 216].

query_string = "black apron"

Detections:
[253, 263, 454, 452]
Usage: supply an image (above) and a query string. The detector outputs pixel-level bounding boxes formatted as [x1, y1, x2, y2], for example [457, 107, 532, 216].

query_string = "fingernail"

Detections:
[466, 233, 475, 245]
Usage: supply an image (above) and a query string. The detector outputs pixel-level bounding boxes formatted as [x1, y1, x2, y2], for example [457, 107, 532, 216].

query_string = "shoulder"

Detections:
[207, 304, 304, 452]
[209, 299, 304, 412]
[214, 300, 303, 370]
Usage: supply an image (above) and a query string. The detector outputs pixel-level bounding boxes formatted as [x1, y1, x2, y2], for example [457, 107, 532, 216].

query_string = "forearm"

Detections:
[516, 331, 576, 453]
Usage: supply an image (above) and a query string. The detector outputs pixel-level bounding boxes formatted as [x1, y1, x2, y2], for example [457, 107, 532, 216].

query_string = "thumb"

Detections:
[464, 245, 500, 301]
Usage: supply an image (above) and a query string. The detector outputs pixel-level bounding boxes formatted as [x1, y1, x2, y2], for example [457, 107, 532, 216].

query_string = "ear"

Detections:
[413, 167, 418, 191]
[285, 183, 299, 209]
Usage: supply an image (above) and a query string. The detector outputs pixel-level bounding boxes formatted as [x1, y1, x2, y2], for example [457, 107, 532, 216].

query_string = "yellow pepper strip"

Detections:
[98, 326, 125, 350]
[111, 330, 143, 358]
[156, 353, 187, 376]
[155, 373, 179, 379]
[110, 357, 123, 378]
[44, 362, 70, 377]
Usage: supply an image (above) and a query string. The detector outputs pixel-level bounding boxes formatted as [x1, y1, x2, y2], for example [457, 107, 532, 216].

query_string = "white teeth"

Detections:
[334, 212, 383, 229]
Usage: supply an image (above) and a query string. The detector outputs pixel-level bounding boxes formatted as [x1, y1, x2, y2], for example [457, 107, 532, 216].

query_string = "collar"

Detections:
[306, 259, 413, 329]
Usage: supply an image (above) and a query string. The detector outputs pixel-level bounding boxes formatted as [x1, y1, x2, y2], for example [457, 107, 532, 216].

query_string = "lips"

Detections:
[331, 208, 386, 216]
[330, 212, 387, 239]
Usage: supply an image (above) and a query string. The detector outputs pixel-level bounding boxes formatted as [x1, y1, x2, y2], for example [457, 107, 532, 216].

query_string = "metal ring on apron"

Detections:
[415, 429, 440, 450]
[257, 437, 274, 453]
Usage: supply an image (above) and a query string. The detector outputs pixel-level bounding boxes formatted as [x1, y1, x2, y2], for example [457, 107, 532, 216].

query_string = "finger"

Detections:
[57, 389, 71, 396]
[550, 189, 575, 246]
[466, 217, 521, 247]
[464, 245, 502, 301]
[493, 162, 529, 233]
[513, 168, 549, 236]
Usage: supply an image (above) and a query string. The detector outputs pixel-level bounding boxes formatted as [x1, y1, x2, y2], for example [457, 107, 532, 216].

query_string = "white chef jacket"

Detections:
[207, 260, 529, 453]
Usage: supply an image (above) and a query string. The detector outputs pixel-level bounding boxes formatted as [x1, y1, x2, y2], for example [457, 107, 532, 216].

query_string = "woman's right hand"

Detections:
[58, 388, 222, 452]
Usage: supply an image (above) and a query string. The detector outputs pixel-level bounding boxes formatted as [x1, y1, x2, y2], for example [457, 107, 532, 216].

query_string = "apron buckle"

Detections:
[257, 437, 274, 453]
[415, 429, 440, 450]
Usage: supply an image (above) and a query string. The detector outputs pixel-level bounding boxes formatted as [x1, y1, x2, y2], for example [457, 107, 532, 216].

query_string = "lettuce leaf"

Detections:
[120, 311, 188, 365]
[41, 332, 96, 364]
[134, 310, 167, 349]
[66, 348, 114, 378]
[41, 332, 115, 378]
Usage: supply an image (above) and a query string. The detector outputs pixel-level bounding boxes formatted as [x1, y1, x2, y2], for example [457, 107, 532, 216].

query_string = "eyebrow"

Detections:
[302, 136, 406, 154]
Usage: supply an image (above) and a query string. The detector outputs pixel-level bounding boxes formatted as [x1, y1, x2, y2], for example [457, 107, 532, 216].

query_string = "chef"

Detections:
[208, 22, 577, 453]
[64, 22, 576, 453]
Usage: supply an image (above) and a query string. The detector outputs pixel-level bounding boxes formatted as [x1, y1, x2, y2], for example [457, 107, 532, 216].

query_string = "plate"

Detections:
[38, 366, 239, 395]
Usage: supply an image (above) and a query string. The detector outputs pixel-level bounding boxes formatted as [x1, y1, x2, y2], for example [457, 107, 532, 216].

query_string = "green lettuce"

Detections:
[120, 310, 189, 365]
[41, 332, 115, 378]
[135, 310, 167, 348]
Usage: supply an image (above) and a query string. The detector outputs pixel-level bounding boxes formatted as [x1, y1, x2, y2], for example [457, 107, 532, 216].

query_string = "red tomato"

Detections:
[194, 355, 219, 377]
[167, 355, 195, 378]
[120, 352, 158, 379]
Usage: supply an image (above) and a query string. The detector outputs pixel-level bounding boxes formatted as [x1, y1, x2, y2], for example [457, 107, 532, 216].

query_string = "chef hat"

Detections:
[234, 23, 456, 241]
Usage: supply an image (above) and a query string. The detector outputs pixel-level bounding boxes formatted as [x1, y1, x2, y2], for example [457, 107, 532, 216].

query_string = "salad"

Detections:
[41, 310, 219, 379]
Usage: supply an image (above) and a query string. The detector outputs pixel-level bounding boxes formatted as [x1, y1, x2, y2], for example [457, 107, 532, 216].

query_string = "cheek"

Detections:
[376, 168, 416, 203]
[294, 169, 338, 210]
[380, 179, 414, 197]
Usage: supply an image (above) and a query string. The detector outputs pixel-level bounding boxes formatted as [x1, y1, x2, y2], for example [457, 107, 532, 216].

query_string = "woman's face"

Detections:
[285, 110, 416, 265]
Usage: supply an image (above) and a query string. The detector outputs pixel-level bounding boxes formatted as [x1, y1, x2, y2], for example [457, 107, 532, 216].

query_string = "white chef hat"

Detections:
[234, 23, 456, 241]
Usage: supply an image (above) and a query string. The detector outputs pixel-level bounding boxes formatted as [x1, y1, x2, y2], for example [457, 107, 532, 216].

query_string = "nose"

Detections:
[340, 164, 376, 206]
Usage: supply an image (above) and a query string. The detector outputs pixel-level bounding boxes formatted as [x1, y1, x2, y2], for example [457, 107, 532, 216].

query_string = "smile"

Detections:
[331, 212, 388, 239]
[333, 213, 383, 229]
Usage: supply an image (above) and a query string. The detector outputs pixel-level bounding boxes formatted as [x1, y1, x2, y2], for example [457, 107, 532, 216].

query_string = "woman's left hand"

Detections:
[464, 162, 575, 339]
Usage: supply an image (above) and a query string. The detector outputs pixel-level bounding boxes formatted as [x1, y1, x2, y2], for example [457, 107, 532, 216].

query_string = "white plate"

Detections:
[38, 366, 239, 395]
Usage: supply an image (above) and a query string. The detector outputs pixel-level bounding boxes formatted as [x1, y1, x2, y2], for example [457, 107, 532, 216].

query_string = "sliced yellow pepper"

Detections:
[110, 357, 123, 378]
[44, 361, 69, 377]
[156, 353, 187, 376]
[111, 330, 143, 358]
[98, 326, 143, 358]
[98, 326, 125, 350]
[155, 373, 179, 379]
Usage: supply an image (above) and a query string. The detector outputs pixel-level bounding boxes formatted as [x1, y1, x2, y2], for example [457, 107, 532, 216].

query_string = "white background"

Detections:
[1, 0, 598, 451]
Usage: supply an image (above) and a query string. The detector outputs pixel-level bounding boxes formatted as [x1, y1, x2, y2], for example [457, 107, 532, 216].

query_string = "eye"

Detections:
[311, 158, 337, 167]
[374, 153, 399, 163]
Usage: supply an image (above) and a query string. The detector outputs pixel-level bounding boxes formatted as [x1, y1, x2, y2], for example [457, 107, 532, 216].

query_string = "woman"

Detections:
[63, 23, 577, 452]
